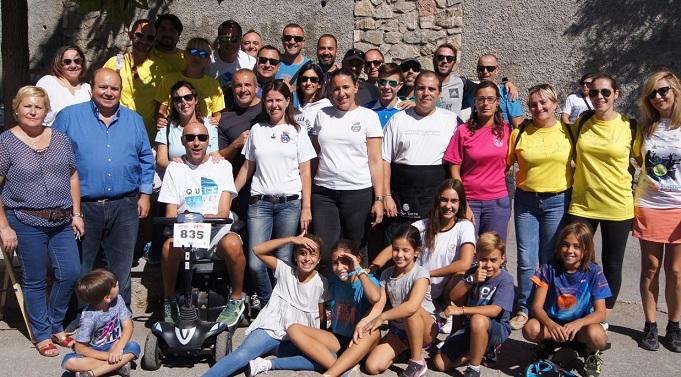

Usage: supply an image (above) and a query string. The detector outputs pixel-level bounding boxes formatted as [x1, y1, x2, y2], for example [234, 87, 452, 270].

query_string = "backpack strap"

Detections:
[571, 109, 596, 163]
[512, 118, 532, 152]
[627, 117, 639, 189]
[115, 53, 124, 72]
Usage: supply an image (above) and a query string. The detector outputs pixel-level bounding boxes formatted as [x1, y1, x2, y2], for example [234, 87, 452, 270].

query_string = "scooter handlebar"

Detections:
[152, 217, 233, 225]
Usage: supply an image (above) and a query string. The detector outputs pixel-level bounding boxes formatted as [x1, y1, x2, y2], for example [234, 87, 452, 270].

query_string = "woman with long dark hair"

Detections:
[294, 61, 331, 133]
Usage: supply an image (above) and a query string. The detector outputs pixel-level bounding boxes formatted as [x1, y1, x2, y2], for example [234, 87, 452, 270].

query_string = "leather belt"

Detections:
[18, 207, 72, 222]
[249, 194, 300, 205]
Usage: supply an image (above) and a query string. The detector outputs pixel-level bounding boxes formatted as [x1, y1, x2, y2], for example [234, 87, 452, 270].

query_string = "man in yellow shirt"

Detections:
[150, 14, 185, 73]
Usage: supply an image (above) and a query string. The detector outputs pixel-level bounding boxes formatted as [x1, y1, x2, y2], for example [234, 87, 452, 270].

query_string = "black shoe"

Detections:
[639, 323, 659, 351]
[664, 325, 681, 353]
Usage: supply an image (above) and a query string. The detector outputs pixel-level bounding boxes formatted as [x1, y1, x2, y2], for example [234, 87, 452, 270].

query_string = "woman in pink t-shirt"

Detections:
[444, 80, 511, 241]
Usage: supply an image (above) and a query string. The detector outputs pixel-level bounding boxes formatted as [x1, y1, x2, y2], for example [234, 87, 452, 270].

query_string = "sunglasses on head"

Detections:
[182, 134, 209, 142]
[299, 75, 320, 84]
[218, 35, 241, 43]
[172, 94, 195, 103]
[476, 65, 497, 73]
[588, 88, 612, 98]
[365, 60, 383, 67]
[435, 54, 456, 62]
[186, 48, 210, 58]
[258, 56, 280, 66]
[283, 35, 304, 43]
[648, 86, 671, 100]
[378, 78, 401, 88]
[134, 32, 155, 42]
[62, 58, 82, 66]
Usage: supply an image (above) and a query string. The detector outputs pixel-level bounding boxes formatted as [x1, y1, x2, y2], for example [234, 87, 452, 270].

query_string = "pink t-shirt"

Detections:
[444, 122, 510, 200]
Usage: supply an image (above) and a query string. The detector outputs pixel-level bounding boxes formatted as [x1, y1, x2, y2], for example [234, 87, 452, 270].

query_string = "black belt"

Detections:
[249, 194, 300, 205]
[519, 188, 569, 198]
[82, 191, 138, 203]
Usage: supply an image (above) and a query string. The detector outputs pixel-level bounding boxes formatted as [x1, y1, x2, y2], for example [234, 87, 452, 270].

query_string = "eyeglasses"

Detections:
[648, 86, 671, 100]
[588, 88, 612, 98]
[62, 58, 83, 66]
[218, 35, 241, 43]
[172, 94, 195, 103]
[182, 134, 209, 142]
[299, 75, 320, 84]
[258, 57, 280, 66]
[435, 54, 456, 62]
[475, 96, 499, 104]
[365, 60, 383, 67]
[580, 81, 592, 86]
[476, 65, 497, 73]
[134, 32, 155, 42]
[186, 48, 210, 58]
[378, 78, 401, 88]
[282, 35, 304, 43]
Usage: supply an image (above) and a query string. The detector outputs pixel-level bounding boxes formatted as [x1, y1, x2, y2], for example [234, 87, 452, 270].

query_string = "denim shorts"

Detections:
[61, 341, 141, 368]
[437, 318, 507, 361]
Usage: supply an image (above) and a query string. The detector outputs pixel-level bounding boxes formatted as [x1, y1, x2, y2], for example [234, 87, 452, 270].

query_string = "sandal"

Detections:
[37, 342, 59, 357]
[51, 334, 76, 348]
[75, 371, 95, 377]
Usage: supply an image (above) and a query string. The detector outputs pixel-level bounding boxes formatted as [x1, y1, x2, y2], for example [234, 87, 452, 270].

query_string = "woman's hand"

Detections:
[384, 196, 397, 217]
[0, 226, 18, 253]
[208, 115, 220, 126]
[371, 200, 384, 226]
[172, 156, 183, 163]
[210, 151, 224, 163]
[300, 207, 312, 233]
[396, 100, 415, 110]
[156, 116, 168, 129]
[72, 216, 85, 239]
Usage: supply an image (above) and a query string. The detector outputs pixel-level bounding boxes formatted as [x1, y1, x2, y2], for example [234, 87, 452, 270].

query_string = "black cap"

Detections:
[343, 48, 365, 63]
[400, 58, 421, 70]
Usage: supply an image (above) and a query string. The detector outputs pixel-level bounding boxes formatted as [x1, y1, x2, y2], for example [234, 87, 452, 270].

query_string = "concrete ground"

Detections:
[1, 225, 679, 376]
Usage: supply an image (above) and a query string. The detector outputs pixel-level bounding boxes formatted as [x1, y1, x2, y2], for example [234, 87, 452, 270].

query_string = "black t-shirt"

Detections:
[217, 102, 265, 176]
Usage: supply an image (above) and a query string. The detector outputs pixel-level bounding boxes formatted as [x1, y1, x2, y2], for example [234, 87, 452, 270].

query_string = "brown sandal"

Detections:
[51, 334, 76, 348]
[37, 342, 59, 357]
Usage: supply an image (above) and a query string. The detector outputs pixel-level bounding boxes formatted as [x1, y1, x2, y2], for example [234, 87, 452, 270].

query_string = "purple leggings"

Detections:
[469, 196, 512, 241]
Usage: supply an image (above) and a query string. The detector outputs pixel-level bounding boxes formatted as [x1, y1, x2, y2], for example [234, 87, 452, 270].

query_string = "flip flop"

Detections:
[51, 334, 76, 348]
[37, 342, 59, 357]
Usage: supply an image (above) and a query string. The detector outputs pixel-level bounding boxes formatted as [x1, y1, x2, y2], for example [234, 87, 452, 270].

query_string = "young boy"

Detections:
[432, 232, 515, 377]
[62, 269, 140, 377]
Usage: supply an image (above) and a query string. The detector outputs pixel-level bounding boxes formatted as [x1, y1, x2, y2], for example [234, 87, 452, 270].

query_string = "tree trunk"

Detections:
[1, 0, 30, 130]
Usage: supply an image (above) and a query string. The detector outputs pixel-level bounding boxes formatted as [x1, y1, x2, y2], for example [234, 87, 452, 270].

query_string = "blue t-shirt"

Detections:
[498, 84, 523, 124]
[276, 56, 310, 108]
[329, 273, 379, 338]
[464, 268, 515, 339]
[532, 262, 612, 323]
[364, 100, 400, 128]
[75, 294, 131, 347]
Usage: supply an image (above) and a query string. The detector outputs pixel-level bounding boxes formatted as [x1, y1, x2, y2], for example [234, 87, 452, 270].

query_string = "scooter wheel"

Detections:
[214, 331, 232, 362]
[142, 332, 162, 370]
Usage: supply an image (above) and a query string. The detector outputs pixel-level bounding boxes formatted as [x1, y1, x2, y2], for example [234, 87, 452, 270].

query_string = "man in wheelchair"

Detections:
[157, 121, 245, 327]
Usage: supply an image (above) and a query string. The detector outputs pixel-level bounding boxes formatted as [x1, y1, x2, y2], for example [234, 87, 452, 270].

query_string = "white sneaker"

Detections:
[248, 357, 272, 376]
[440, 315, 453, 334]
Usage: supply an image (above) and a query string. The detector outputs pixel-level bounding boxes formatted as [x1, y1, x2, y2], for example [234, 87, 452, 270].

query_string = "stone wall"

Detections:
[353, 0, 463, 70]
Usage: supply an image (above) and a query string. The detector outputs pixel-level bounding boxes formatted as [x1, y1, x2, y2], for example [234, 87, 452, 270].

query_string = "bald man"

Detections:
[53, 68, 155, 306]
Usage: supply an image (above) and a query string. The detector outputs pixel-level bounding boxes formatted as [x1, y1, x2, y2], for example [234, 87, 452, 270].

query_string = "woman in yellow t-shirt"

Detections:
[506, 84, 573, 330]
[569, 73, 634, 313]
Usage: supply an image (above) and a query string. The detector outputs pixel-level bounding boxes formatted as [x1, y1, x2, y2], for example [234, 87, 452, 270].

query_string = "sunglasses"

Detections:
[580, 81, 592, 86]
[648, 86, 671, 100]
[403, 65, 421, 72]
[182, 134, 209, 142]
[365, 60, 383, 67]
[172, 94, 195, 103]
[299, 75, 320, 84]
[588, 88, 612, 98]
[475, 96, 499, 104]
[258, 57, 280, 66]
[218, 35, 241, 43]
[134, 32, 155, 42]
[186, 48, 210, 58]
[62, 58, 83, 66]
[435, 54, 456, 62]
[476, 65, 497, 73]
[378, 78, 401, 88]
[283, 35, 304, 43]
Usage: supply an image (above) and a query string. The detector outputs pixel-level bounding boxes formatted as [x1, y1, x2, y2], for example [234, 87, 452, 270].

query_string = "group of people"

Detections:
[0, 11, 679, 377]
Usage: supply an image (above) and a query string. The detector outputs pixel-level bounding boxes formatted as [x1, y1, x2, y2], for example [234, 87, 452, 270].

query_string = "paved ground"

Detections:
[1, 224, 679, 376]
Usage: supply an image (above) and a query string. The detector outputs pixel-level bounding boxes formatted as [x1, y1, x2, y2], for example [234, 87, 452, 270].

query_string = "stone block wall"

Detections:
[353, 0, 462, 70]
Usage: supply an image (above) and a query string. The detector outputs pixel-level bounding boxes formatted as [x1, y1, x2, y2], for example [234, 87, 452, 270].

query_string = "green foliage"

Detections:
[73, 0, 150, 26]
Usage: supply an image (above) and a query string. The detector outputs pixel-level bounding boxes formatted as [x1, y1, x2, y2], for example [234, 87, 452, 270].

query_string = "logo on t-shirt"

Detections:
[90, 313, 122, 347]
[493, 134, 504, 147]
[351, 123, 361, 132]
[280, 131, 291, 143]
[184, 177, 220, 214]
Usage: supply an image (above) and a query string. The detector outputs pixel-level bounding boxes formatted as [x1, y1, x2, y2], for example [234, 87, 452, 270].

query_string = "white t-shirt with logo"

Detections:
[312, 106, 383, 190]
[382, 107, 458, 165]
[205, 50, 256, 89]
[413, 218, 476, 299]
[295, 98, 332, 134]
[634, 118, 681, 209]
[158, 159, 237, 214]
[243, 122, 317, 196]
[562, 93, 593, 123]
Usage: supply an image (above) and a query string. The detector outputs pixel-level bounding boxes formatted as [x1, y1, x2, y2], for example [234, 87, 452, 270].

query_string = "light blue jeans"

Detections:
[247, 198, 301, 304]
[513, 188, 570, 314]
[469, 196, 512, 241]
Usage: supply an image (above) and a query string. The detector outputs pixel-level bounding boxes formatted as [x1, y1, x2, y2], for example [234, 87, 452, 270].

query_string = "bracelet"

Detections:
[355, 266, 367, 276]
[72, 212, 83, 218]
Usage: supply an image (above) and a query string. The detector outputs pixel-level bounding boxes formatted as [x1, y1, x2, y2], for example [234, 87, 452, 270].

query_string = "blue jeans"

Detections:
[62, 340, 140, 367]
[80, 196, 139, 305]
[514, 189, 570, 314]
[247, 199, 301, 304]
[469, 196, 512, 241]
[7, 212, 80, 343]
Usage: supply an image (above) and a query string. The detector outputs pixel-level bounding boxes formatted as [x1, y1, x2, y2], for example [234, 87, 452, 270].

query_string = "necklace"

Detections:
[19, 127, 47, 151]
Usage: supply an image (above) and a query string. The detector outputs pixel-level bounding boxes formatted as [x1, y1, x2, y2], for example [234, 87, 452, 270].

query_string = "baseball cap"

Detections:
[343, 48, 365, 63]
[400, 58, 421, 70]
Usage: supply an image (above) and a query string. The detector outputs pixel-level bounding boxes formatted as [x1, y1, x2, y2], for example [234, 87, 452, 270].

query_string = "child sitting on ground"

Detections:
[62, 269, 140, 377]
[432, 231, 515, 377]
[522, 223, 611, 377]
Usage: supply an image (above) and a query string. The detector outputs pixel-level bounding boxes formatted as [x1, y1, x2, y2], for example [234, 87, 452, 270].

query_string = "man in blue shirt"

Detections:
[276, 23, 309, 108]
[53, 68, 155, 305]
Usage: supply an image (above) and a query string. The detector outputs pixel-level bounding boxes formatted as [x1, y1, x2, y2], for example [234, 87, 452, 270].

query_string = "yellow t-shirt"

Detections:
[150, 48, 185, 73]
[568, 114, 634, 220]
[154, 72, 225, 117]
[507, 120, 573, 193]
[104, 53, 172, 140]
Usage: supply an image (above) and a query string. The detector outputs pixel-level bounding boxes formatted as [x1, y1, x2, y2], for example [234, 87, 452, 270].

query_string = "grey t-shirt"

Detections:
[439, 75, 465, 115]
[380, 264, 436, 328]
[75, 294, 131, 348]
